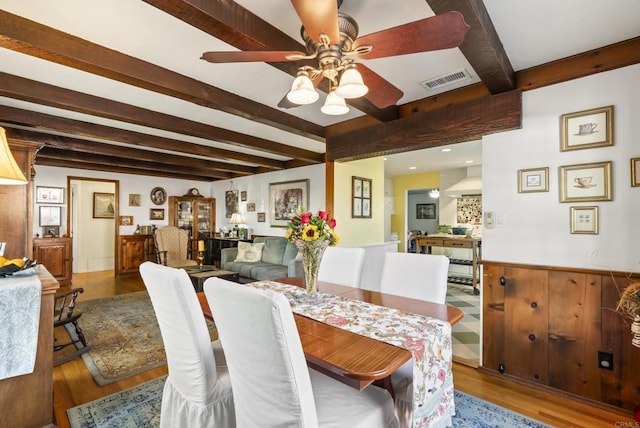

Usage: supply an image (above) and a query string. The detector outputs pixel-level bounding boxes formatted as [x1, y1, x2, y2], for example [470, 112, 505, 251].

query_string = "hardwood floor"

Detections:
[53, 270, 635, 427]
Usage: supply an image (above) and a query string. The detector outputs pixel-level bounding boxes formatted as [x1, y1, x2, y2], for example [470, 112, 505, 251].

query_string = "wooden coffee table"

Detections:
[182, 265, 239, 292]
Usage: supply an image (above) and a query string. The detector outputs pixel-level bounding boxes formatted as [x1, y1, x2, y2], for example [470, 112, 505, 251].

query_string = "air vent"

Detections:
[420, 69, 472, 90]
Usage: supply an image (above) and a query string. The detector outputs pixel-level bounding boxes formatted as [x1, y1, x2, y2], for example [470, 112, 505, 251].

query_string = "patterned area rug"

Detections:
[67, 291, 217, 386]
[67, 378, 551, 428]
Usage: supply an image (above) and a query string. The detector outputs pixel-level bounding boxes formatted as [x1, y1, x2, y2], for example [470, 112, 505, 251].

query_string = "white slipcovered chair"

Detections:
[379, 252, 452, 428]
[318, 246, 366, 288]
[154, 225, 198, 267]
[203, 278, 399, 428]
[139, 262, 235, 428]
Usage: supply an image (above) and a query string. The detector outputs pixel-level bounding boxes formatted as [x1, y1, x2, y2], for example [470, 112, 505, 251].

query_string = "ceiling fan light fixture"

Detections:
[429, 188, 440, 199]
[335, 65, 368, 99]
[321, 91, 349, 115]
[286, 71, 319, 105]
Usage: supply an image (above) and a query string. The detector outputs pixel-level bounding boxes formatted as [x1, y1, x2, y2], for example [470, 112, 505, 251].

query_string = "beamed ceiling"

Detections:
[0, 1, 639, 181]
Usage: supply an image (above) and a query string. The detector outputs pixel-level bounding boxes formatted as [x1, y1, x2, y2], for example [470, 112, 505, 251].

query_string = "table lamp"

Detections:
[0, 127, 28, 185]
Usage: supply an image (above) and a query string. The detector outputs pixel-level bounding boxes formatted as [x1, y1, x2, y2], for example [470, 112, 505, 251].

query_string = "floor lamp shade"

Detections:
[0, 127, 27, 185]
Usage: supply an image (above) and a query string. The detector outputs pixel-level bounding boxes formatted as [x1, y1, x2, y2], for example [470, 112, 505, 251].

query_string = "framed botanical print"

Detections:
[352, 176, 372, 218]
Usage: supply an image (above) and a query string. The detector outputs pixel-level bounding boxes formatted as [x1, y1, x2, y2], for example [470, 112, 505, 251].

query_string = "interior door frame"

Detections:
[66, 176, 119, 275]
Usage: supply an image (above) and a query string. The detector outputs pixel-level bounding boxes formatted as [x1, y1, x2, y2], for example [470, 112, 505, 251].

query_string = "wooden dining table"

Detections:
[197, 277, 463, 391]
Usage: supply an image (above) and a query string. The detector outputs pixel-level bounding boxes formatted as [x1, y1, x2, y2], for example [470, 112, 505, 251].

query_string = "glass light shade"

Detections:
[229, 212, 245, 225]
[320, 91, 349, 115]
[335, 67, 368, 99]
[429, 188, 440, 199]
[286, 73, 319, 105]
[0, 127, 27, 185]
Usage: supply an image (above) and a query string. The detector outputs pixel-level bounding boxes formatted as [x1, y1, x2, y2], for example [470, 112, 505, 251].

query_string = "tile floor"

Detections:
[446, 282, 480, 363]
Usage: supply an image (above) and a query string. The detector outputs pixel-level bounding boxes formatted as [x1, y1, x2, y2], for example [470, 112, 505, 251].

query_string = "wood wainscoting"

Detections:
[482, 260, 640, 412]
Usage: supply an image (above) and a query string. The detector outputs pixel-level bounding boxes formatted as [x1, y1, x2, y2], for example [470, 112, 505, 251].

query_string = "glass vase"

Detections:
[295, 239, 329, 294]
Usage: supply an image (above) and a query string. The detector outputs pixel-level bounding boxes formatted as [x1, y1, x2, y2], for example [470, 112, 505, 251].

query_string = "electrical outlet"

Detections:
[598, 351, 613, 370]
[485, 211, 494, 229]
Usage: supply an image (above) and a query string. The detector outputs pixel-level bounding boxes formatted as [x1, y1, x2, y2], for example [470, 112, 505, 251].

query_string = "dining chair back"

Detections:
[379, 252, 450, 304]
[139, 262, 234, 427]
[154, 225, 198, 267]
[318, 246, 366, 288]
[204, 278, 399, 428]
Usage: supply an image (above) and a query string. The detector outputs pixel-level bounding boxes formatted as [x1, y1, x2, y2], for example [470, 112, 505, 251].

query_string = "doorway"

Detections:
[67, 177, 119, 275]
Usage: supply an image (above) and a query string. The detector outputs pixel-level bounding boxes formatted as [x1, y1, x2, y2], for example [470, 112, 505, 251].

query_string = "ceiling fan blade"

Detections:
[201, 51, 307, 63]
[290, 0, 340, 44]
[354, 11, 470, 60]
[357, 64, 403, 108]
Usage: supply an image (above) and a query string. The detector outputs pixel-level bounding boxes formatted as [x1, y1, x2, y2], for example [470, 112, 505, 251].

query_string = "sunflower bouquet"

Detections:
[285, 209, 339, 246]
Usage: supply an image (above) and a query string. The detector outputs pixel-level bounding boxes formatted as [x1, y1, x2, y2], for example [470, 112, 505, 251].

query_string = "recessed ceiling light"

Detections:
[383, 157, 388, 161]
[441, 148, 452, 152]
[465, 160, 474, 164]
[409, 166, 417, 170]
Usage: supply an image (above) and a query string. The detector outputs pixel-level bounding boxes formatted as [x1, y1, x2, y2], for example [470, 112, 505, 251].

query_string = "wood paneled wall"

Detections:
[482, 261, 640, 411]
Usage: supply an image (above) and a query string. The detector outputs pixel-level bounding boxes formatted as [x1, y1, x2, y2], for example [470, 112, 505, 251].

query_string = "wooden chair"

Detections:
[53, 288, 91, 366]
[154, 225, 198, 267]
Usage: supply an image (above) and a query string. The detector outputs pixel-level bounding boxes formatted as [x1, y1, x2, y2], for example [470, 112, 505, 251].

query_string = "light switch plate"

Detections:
[485, 211, 494, 229]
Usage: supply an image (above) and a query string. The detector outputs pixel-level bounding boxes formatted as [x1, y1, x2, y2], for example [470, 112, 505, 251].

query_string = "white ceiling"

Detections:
[0, 0, 639, 177]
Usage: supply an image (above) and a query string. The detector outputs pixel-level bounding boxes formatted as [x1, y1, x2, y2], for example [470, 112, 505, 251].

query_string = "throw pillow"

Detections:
[234, 242, 265, 263]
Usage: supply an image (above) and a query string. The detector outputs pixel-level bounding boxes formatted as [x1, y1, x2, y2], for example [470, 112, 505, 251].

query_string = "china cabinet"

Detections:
[168, 196, 216, 257]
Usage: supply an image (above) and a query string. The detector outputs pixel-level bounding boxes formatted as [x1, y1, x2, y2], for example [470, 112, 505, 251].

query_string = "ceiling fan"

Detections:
[201, 0, 470, 114]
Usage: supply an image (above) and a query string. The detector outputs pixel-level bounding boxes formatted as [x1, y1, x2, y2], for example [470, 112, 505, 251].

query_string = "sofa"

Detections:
[220, 236, 299, 282]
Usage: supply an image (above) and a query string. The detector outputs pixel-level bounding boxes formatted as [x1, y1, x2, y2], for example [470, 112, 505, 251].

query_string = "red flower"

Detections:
[300, 212, 311, 224]
[318, 210, 328, 220]
[329, 218, 336, 228]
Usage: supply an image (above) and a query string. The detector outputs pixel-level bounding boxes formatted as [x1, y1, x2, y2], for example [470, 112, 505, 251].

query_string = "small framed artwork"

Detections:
[150, 187, 167, 205]
[269, 179, 309, 227]
[241, 190, 247, 202]
[570, 206, 598, 234]
[631, 158, 640, 187]
[149, 208, 165, 220]
[119, 215, 133, 226]
[416, 203, 436, 219]
[93, 192, 115, 218]
[129, 193, 141, 206]
[42, 226, 60, 238]
[247, 202, 256, 212]
[225, 189, 239, 219]
[257, 212, 266, 223]
[518, 167, 549, 193]
[559, 161, 612, 203]
[36, 186, 64, 204]
[39, 206, 61, 226]
[352, 176, 372, 218]
[560, 105, 614, 152]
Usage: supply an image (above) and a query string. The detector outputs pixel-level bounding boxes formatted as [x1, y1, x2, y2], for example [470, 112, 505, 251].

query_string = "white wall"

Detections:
[482, 64, 640, 272]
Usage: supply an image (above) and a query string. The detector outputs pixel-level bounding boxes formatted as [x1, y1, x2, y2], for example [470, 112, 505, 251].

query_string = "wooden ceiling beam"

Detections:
[37, 147, 234, 180]
[0, 106, 298, 170]
[327, 90, 521, 161]
[7, 128, 252, 176]
[428, 0, 515, 93]
[0, 72, 323, 164]
[0, 9, 325, 141]
[145, 0, 397, 121]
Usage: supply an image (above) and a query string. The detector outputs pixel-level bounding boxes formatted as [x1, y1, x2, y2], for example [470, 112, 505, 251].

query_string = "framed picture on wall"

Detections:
[149, 208, 165, 220]
[570, 206, 598, 234]
[269, 179, 309, 227]
[559, 161, 612, 203]
[93, 192, 115, 218]
[632, 158, 640, 187]
[416, 203, 436, 219]
[225, 189, 239, 218]
[36, 186, 64, 204]
[352, 176, 372, 218]
[560, 105, 614, 152]
[518, 167, 549, 193]
[39, 206, 61, 226]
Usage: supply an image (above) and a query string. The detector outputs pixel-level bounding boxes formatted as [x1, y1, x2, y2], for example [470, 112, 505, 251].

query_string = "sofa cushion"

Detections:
[223, 261, 272, 278]
[255, 237, 287, 265]
[250, 264, 289, 281]
[235, 242, 265, 262]
[282, 242, 299, 265]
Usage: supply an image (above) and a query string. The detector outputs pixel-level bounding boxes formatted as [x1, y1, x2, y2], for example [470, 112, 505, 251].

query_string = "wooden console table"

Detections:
[415, 236, 482, 294]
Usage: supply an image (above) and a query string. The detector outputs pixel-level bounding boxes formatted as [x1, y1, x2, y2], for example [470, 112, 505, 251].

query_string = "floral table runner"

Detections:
[245, 280, 454, 427]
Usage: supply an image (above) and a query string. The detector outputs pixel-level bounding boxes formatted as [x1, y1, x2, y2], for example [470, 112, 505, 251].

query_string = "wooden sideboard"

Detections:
[33, 237, 73, 285]
[0, 265, 58, 427]
[482, 260, 640, 413]
[117, 234, 156, 275]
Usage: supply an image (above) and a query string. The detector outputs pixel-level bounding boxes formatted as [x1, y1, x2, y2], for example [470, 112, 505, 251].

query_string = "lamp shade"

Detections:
[335, 66, 368, 99]
[0, 127, 27, 185]
[229, 212, 245, 225]
[286, 71, 319, 105]
[320, 91, 349, 115]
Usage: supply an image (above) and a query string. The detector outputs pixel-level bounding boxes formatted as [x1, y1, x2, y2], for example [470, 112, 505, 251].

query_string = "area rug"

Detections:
[67, 291, 217, 386]
[67, 378, 551, 428]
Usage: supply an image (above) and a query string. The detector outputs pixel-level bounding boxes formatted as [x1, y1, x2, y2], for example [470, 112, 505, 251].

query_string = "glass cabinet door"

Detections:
[177, 200, 194, 235]
[196, 200, 211, 238]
